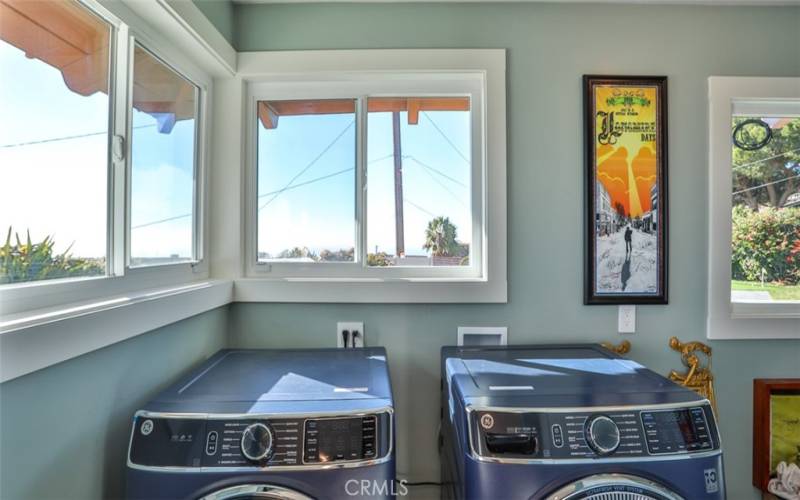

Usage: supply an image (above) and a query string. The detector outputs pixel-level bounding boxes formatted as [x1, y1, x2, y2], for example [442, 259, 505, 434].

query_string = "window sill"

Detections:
[731, 301, 800, 320]
[233, 277, 507, 303]
[0, 280, 233, 383]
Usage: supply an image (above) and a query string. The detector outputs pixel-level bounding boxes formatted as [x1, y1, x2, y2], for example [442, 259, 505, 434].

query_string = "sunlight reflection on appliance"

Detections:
[465, 360, 565, 377]
[257, 372, 372, 400]
[517, 358, 641, 375]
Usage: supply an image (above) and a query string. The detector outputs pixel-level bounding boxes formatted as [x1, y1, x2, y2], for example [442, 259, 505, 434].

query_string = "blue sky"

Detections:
[0, 40, 194, 260]
[1, 37, 471, 263]
[257, 105, 472, 257]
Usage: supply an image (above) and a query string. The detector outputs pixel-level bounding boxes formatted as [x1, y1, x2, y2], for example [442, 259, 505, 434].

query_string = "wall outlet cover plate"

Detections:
[458, 327, 508, 346]
[337, 322, 365, 348]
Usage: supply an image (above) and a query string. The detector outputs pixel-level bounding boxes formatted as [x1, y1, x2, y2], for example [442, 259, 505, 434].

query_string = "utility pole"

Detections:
[392, 111, 405, 258]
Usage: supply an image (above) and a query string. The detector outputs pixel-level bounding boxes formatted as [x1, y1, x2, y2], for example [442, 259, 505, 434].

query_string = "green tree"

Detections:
[423, 216, 459, 256]
[277, 247, 318, 261]
[0, 228, 104, 284]
[733, 118, 800, 210]
[367, 252, 392, 267]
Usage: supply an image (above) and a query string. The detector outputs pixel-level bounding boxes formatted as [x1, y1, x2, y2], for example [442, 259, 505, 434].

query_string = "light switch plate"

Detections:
[458, 327, 508, 346]
[618, 305, 636, 333]
[337, 322, 365, 348]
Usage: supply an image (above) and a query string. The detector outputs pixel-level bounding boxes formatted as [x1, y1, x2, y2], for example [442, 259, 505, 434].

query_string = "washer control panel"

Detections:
[128, 412, 391, 469]
[470, 403, 719, 460]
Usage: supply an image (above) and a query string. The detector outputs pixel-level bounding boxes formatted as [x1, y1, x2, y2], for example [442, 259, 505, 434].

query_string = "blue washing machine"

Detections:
[440, 344, 725, 500]
[126, 348, 395, 500]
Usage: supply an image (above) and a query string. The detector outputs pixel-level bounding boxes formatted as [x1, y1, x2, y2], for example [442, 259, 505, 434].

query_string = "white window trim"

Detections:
[0, 0, 235, 384]
[707, 76, 800, 339]
[231, 49, 507, 303]
[0, 0, 214, 317]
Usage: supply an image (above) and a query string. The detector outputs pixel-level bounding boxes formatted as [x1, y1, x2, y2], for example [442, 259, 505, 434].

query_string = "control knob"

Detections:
[241, 423, 274, 462]
[585, 415, 620, 455]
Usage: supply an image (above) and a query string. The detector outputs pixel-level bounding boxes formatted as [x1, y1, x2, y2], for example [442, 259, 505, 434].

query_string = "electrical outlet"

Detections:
[618, 305, 636, 333]
[337, 322, 365, 348]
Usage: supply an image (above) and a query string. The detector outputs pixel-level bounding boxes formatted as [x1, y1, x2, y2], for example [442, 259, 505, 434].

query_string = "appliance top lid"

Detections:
[447, 344, 690, 400]
[153, 348, 392, 404]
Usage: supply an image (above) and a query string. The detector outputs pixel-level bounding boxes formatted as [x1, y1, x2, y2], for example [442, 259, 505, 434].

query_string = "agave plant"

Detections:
[0, 227, 105, 284]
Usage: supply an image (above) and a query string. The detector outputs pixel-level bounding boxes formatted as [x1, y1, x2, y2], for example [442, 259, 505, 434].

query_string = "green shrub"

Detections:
[731, 206, 800, 285]
[0, 228, 105, 284]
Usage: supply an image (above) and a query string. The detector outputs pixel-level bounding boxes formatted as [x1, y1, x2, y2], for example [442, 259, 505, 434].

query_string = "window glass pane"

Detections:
[256, 99, 356, 262]
[130, 45, 197, 266]
[0, 0, 110, 284]
[731, 114, 800, 303]
[366, 97, 472, 267]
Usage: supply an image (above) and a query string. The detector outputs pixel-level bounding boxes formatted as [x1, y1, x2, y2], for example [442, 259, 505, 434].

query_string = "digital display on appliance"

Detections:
[651, 410, 697, 442]
[640, 407, 713, 454]
[315, 418, 364, 462]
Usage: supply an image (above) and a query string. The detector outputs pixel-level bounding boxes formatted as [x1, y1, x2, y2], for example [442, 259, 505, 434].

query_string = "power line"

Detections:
[405, 156, 468, 188]
[258, 120, 354, 211]
[733, 173, 800, 195]
[733, 147, 800, 171]
[132, 213, 191, 230]
[1, 124, 156, 149]
[404, 198, 437, 218]
[422, 111, 470, 164]
[411, 158, 468, 208]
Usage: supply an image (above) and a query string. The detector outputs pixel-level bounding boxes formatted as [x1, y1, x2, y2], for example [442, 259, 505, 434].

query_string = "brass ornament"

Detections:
[667, 336, 718, 414]
[601, 340, 631, 355]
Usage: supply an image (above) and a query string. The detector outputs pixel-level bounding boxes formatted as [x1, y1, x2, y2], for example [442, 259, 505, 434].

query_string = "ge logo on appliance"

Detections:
[480, 414, 494, 430]
[140, 419, 154, 436]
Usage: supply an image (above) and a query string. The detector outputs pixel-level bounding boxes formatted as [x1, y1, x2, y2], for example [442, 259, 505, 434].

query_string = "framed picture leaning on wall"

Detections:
[753, 379, 800, 493]
[584, 75, 668, 305]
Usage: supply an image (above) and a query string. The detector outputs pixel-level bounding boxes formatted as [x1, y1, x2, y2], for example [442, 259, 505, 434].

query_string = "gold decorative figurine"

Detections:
[601, 340, 631, 355]
[668, 336, 718, 414]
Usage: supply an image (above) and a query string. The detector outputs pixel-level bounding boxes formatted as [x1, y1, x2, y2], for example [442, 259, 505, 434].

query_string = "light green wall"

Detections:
[0, 307, 228, 500]
[192, 0, 236, 46]
[229, 3, 800, 499]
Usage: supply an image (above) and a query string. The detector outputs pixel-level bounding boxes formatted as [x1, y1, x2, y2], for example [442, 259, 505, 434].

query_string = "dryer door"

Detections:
[547, 474, 683, 500]
[199, 484, 313, 500]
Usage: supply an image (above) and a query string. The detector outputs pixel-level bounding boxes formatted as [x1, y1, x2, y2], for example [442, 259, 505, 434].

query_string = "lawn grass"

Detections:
[731, 280, 800, 300]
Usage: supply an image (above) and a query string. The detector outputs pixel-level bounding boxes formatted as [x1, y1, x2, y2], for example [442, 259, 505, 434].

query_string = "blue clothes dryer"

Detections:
[126, 348, 395, 500]
[440, 344, 725, 500]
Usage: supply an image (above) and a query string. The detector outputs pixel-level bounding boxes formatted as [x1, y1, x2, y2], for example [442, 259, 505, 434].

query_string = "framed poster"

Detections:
[584, 75, 668, 305]
[753, 379, 800, 492]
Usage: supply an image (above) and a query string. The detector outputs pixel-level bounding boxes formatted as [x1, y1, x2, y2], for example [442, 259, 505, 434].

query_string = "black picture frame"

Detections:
[584, 75, 668, 305]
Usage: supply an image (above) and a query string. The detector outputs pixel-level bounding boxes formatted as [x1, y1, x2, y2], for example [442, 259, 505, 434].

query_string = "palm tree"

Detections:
[423, 216, 459, 256]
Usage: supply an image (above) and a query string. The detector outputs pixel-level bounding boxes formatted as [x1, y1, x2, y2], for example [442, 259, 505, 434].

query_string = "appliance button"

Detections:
[552, 424, 564, 448]
[206, 431, 219, 455]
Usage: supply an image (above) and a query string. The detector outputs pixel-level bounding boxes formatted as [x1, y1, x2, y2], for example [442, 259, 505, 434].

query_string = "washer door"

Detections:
[548, 474, 683, 500]
[199, 484, 313, 500]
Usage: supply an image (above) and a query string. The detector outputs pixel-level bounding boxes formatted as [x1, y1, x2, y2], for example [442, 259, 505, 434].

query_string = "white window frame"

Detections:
[0, 0, 212, 318]
[234, 49, 507, 303]
[707, 76, 800, 339]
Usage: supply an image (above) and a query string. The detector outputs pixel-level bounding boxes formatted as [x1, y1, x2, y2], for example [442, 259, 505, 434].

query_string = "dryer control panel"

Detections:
[128, 411, 391, 470]
[469, 403, 719, 460]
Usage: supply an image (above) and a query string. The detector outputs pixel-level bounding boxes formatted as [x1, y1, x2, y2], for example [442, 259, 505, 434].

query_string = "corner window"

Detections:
[246, 77, 485, 281]
[130, 44, 199, 266]
[366, 97, 472, 268]
[256, 99, 357, 262]
[707, 76, 800, 339]
[0, 0, 112, 284]
[0, 0, 210, 316]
